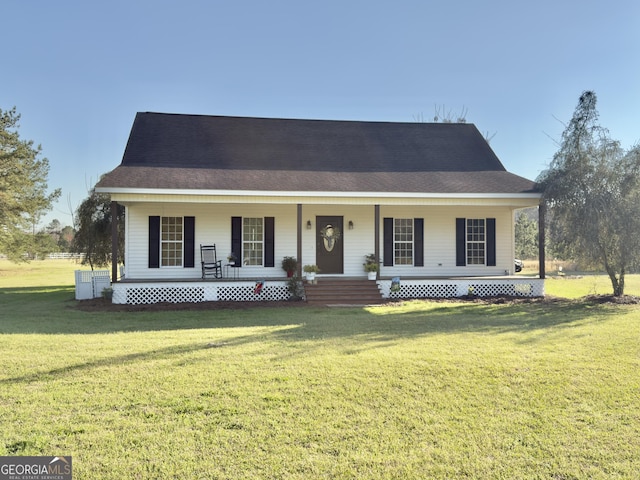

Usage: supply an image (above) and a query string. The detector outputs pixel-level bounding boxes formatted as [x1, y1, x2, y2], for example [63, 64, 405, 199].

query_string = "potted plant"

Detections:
[281, 256, 298, 277]
[227, 253, 237, 265]
[303, 264, 320, 283]
[364, 254, 379, 280]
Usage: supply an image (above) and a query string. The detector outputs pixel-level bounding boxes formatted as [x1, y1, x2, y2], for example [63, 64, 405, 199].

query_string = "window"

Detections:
[466, 218, 485, 265]
[161, 217, 183, 267]
[394, 218, 413, 265]
[384, 217, 423, 267]
[243, 217, 263, 266]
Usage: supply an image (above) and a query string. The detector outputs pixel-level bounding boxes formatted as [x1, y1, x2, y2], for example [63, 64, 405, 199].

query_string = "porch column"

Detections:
[538, 202, 546, 279]
[374, 204, 380, 280]
[297, 204, 303, 277]
[111, 200, 118, 283]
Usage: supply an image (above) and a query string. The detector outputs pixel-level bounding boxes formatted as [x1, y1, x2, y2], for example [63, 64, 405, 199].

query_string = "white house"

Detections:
[95, 113, 544, 304]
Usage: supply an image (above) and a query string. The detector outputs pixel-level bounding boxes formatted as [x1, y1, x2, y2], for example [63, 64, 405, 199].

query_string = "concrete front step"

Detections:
[304, 278, 383, 306]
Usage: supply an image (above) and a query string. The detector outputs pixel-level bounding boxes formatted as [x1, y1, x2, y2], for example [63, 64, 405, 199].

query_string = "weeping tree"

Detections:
[537, 91, 640, 296]
[72, 187, 124, 269]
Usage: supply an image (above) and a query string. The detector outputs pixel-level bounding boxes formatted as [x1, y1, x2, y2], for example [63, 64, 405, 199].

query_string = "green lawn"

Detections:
[1, 260, 639, 478]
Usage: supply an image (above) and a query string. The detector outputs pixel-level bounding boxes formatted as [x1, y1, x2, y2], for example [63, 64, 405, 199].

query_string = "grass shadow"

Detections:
[0, 287, 626, 342]
[265, 299, 620, 344]
[0, 342, 206, 385]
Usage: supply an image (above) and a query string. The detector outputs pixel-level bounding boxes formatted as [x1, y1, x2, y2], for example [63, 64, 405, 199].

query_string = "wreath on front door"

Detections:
[319, 225, 341, 252]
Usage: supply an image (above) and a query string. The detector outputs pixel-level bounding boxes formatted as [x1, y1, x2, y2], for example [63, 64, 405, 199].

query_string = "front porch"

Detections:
[111, 275, 544, 305]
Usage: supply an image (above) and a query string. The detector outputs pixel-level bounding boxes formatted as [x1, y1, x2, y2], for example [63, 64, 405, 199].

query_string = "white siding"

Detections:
[124, 202, 519, 280]
[126, 203, 297, 280]
[378, 205, 515, 277]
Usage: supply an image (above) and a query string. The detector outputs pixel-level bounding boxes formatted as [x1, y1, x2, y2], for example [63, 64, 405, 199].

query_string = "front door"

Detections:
[316, 216, 344, 274]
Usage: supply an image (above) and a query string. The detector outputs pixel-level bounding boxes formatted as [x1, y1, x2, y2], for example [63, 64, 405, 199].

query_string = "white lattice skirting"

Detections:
[378, 278, 544, 299]
[112, 281, 291, 305]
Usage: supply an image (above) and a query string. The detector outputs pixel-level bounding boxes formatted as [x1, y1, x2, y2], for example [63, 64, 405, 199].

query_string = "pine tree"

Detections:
[0, 107, 61, 261]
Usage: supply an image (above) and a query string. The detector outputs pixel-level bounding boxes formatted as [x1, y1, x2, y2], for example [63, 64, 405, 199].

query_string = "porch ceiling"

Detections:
[105, 190, 540, 208]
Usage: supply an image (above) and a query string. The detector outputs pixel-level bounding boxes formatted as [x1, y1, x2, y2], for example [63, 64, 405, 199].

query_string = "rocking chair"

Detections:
[200, 244, 223, 279]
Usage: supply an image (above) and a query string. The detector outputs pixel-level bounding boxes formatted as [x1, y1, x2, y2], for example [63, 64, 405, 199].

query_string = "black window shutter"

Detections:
[149, 216, 160, 269]
[383, 218, 393, 266]
[264, 217, 275, 267]
[183, 216, 195, 268]
[414, 218, 424, 267]
[231, 217, 242, 267]
[456, 218, 466, 267]
[486, 218, 496, 266]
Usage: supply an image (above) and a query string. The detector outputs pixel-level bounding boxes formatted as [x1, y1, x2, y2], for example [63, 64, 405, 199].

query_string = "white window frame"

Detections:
[161, 216, 183, 267]
[242, 217, 264, 266]
[394, 218, 413, 266]
[466, 218, 486, 265]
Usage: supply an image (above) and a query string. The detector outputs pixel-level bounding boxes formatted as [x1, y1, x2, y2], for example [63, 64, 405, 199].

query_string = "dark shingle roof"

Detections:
[97, 113, 538, 194]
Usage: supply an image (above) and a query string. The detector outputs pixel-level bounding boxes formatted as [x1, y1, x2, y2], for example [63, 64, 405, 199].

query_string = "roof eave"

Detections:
[95, 186, 541, 199]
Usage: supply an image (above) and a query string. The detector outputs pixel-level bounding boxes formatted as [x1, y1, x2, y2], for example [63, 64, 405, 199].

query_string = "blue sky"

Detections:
[4, 0, 639, 227]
